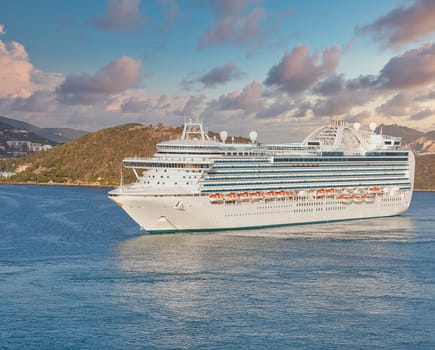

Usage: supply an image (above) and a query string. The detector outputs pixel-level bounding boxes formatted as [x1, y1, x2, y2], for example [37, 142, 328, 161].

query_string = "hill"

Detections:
[0, 123, 185, 185]
[0, 121, 59, 157]
[376, 124, 425, 145]
[0, 122, 433, 189]
[0, 115, 88, 143]
[415, 154, 435, 190]
[377, 124, 435, 153]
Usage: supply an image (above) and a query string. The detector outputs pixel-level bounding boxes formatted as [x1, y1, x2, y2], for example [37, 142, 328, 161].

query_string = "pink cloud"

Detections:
[209, 81, 263, 112]
[56, 56, 143, 105]
[0, 39, 35, 98]
[264, 45, 340, 94]
[358, 0, 435, 47]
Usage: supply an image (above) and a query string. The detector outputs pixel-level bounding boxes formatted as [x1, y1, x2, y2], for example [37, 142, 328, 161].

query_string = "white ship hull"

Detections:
[110, 189, 413, 233]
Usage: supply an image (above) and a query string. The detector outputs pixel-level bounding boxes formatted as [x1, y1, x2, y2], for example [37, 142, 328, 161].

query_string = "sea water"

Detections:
[0, 185, 434, 349]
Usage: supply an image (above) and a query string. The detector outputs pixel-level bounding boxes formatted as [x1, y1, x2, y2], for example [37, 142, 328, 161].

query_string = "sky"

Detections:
[1, 0, 435, 142]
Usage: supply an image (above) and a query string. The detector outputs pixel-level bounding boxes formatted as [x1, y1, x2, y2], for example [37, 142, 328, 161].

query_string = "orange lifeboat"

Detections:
[275, 190, 288, 199]
[352, 194, 363, 203]
[224, 193, 238, 201]
[326, 188, 337, 197]
[362, 194, 375, 203]
[316, 189, 326, 198]
[238, 192, 251, 202]
[368, 186, 381, 194]
[250, 192, 263, 201]
[209, 193, 224, 204]
[265, 191, 276, 199]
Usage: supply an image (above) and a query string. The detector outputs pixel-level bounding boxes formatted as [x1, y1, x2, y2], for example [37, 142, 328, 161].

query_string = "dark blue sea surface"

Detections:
[0, 185, 434, 349]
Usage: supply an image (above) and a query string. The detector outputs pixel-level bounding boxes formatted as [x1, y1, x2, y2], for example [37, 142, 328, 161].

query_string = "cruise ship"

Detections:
[108, 118, 415, 233]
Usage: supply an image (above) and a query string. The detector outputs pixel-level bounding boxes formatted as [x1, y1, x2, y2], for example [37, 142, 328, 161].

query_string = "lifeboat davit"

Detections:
[338, 194, 352, 204]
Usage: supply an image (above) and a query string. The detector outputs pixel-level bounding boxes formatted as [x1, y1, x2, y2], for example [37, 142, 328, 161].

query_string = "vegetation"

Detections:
[1, 123, 183, 186]
[415, 154, 435, 190]
[0, 122, 434, 190]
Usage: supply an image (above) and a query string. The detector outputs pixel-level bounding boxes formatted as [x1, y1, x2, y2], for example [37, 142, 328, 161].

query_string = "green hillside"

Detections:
[0, 123, 183, 186]
[0, 123, 434, 190]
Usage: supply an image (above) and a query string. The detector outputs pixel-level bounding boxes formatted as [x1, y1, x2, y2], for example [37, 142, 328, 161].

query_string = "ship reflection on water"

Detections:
[113, 216, 417, 328]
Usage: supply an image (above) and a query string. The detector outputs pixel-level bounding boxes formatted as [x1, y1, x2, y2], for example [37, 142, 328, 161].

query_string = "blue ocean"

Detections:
[0, 185, 434, 349]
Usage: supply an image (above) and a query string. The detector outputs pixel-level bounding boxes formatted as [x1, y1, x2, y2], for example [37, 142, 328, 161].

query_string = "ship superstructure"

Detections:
[108, 118, 415, 233]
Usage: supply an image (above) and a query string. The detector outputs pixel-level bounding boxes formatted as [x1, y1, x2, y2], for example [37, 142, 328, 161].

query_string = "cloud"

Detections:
[8, 90, 56, 112]
[345, 111, 372, 124]
[0, 39, 33, 97]
[199, 0, 267, 49]
[311, 96, 353, 117]
[180, 94, 207, 115]
[120, 96, 153, 113]
[410, 108, 434, 120]
[264, 45, 340, 94]
[377, 43, 435, 89]
[312, 74, 346, 96]
[0, 24, 5, 35]
[209, 81, 263, 112]
[199, 62, 242, 87]
[181, 62, 243, 90]
[56, 56, 143, 105]
[0, 38, 61, 100]
[357, 0, 435, 48]
[376, 93, 415, 117]
[92, 0, 146, 31]
[255, 98, 294, 119]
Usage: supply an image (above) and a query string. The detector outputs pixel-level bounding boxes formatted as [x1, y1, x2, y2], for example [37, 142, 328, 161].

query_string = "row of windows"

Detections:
[222, 205, 346, 217]
[203, 177, 409, 187]
[213, 162, 409, 169]
[207, 167, 409, 175]
[126, 162, 209, 169]
[201, 183, 412, 193]
[205, 173, 406, 182]
[217, 157, 409, 164]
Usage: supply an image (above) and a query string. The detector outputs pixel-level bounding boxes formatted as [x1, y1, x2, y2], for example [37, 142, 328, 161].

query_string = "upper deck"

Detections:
[124, 118, 405, 168]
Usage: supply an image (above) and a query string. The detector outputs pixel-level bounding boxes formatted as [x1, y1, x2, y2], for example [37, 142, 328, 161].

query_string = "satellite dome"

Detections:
[220, 130, 228, 143]
[249, 131, 258, 143]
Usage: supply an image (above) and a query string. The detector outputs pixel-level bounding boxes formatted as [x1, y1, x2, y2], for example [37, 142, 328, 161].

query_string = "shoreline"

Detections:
[0, 181, 115, 189]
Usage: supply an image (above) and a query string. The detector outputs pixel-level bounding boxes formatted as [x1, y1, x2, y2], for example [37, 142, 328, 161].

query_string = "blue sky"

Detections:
[1, 0, 435, 142]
